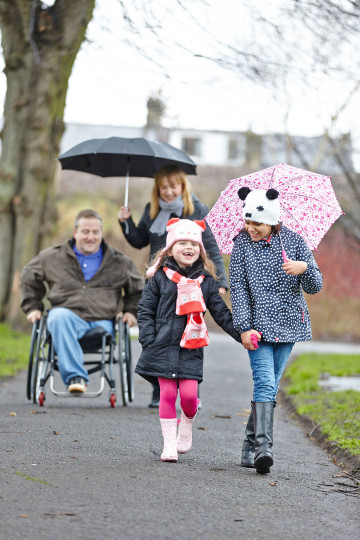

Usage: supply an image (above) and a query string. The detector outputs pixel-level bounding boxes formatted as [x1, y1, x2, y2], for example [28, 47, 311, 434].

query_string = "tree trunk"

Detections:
[0, 0, 95, 326]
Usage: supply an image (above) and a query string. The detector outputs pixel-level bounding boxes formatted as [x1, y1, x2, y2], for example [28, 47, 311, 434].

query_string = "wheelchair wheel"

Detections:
[31, 315, 49, 405]
[124, 322, 134, 403]
[27, 320, 40, 400]
[118, 320, 129, 406]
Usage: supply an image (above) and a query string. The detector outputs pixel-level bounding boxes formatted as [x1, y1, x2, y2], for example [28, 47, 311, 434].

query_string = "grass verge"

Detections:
[282, 352, 360, 473]
[0, 324, 31, 379]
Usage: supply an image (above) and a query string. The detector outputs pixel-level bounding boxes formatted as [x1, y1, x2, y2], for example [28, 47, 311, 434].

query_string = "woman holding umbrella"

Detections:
[118, 164, 228, 407]
[229, 187, 323, 474]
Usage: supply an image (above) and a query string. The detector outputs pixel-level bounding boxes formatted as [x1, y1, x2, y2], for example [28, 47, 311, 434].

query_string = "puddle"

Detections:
[319, 376, 360, 392]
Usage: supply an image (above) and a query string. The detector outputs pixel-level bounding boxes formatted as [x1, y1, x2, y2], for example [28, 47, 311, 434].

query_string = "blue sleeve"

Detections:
[229, 240, 252, 333]
[297, 237, 323, 295]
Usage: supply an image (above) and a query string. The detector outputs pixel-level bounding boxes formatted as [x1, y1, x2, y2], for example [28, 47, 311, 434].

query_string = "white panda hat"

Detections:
[238, 187, 280, 225]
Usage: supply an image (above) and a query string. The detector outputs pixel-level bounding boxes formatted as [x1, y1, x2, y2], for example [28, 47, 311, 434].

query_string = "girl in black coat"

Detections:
[119, 164, 229, 407]
[135, 218, 241, 462]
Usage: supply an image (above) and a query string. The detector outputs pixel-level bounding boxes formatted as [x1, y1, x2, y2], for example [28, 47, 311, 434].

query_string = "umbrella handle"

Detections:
[124, 158, 130, 208]
[281, 250, 288, 263]
[124, 175, 129, 208]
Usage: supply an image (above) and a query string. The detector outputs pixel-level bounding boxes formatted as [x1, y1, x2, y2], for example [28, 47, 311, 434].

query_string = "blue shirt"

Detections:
[73, 245, 103, 282]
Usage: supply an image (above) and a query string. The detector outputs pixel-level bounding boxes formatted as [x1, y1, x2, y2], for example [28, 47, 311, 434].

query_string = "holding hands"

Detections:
[241, 329, 262, 351]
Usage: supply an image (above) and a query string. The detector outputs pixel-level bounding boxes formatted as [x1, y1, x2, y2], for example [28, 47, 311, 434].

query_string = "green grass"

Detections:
[283, 353, 360, 456]
[15, 471, 49, 484]
[0, 324, 31, 378]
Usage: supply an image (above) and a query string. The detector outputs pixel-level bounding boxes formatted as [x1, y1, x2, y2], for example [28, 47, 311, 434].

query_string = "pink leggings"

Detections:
[158, 377, 198, 419]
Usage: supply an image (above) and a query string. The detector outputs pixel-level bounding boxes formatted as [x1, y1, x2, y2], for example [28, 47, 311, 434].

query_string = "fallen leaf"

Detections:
[236, 410, 250, 417]
[269, 481, 277, 486]
[213, 414, 231, 419]
[53, 431, 59, 435]
[9, 412, 16, 416]
[197, 426, 208, 431]
[19, 514, 29, 518]
[234, 518, 244, 522]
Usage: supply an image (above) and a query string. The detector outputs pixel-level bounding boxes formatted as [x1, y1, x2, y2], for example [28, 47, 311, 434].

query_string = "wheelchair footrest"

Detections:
[49, 375, 105, 397]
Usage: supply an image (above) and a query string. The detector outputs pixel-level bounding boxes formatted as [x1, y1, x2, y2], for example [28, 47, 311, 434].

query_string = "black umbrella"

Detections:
[58, 136, 197, 206]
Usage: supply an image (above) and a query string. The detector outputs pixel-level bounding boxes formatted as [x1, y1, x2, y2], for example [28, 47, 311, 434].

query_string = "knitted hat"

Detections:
[146, 218, 207, 277]
[238, 187, 280, 225]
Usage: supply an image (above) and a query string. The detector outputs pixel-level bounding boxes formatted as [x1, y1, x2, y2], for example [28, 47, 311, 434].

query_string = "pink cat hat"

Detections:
[146, 218, 207, 277]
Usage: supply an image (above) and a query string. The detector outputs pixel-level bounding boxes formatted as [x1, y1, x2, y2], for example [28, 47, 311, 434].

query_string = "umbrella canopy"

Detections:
[58, 136, 197, 177]
[58, 136, 197, 207]
[205, 162, 344, 254]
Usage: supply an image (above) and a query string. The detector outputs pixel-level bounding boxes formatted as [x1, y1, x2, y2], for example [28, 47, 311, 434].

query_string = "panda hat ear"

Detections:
[238, 187, 251, 201]
[266, 188, 279, 200]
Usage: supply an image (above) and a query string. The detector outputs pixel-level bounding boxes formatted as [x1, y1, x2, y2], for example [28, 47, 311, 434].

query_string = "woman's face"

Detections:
[158, 176, 183, 203]
[245, 220, 272, 242]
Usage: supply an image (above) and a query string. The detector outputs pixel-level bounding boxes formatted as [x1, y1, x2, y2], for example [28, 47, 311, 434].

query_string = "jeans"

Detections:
[248, 341, 294, 401]
[47, 307, 113, 385]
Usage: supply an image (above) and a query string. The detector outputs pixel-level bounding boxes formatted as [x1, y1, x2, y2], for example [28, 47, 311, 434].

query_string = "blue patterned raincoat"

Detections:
[229, 226, 323, 343]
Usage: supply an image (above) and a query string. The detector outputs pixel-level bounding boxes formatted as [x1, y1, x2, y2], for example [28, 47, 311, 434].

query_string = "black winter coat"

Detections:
[119, 195, 228, 289]
[135, 258, 241, 385]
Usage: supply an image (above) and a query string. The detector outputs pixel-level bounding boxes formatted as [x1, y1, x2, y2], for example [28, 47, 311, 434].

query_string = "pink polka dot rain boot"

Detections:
[160, 418, 178, 462]
[177, 410, 197, 454]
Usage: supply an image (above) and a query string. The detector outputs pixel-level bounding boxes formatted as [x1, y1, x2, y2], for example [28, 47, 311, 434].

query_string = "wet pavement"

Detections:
[0, 334, 359, 539]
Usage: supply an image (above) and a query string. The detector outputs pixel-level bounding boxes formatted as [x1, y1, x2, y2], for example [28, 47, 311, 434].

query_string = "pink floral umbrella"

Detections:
[205, 162, 344, 254]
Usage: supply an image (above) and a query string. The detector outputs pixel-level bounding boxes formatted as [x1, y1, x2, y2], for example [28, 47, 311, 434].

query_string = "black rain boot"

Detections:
[253, 401, 275, 474]
[241, 406, 255, 468]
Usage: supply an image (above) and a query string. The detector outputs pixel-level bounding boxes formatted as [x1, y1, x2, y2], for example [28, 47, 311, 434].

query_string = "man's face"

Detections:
[73, 217, 102, 255]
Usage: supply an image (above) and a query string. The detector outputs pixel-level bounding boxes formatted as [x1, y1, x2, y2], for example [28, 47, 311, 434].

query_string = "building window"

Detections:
[228, 138, 240, 160]
[182, 137, 201, 157]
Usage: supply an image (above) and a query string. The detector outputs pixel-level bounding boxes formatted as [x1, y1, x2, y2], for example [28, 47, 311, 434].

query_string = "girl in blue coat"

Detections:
[136, 218, 241, 462]
[229, 187, 323, 474]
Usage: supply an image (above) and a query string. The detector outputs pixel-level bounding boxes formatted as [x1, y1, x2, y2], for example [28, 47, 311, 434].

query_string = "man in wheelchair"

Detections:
[20, 209, 144, 394]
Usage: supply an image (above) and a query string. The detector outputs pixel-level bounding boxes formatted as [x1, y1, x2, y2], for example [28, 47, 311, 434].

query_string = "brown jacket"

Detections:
[20, 239, 144, 321]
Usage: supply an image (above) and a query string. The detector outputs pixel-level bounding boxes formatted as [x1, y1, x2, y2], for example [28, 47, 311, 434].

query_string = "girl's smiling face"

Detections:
[245, 220, 272, 242]
[158, 176, 183, 203]
[170, 240, 201, 268]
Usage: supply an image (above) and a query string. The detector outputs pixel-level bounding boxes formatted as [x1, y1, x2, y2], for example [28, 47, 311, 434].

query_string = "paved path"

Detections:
[0, 334, 359, 539]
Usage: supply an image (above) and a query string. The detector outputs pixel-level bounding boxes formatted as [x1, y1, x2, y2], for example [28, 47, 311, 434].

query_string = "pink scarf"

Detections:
[163, 267, 209, 349]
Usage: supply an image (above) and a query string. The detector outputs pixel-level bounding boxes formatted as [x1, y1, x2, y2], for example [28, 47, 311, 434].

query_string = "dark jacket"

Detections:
[135, 258, 241, 385]
[20, 239, 144, 321]
[229, 226, 323, 342]
[119, 195, 228, 289]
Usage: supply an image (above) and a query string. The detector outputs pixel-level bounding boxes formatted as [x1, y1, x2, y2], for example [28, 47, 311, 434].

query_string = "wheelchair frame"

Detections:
[26, 313, 134, 408]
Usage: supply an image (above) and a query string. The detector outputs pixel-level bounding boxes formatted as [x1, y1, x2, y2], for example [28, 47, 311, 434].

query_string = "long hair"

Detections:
[150, 165, 195, 219]
[147, 247, 219, 280]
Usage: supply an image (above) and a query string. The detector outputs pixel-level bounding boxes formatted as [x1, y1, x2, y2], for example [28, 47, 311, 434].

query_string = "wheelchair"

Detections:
[26, 312, 134, 408]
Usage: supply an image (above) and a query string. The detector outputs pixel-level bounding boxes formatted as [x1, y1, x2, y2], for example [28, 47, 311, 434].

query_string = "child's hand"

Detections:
[241, 330, 262, 351]
[282, 259, 308, 276]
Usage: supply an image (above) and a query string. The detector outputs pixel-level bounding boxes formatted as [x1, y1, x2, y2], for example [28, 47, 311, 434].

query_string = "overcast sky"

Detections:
[1, 0, 359, 166]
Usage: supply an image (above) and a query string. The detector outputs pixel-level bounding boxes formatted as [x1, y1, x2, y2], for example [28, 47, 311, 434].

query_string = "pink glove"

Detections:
[251, 332, 262, 349]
